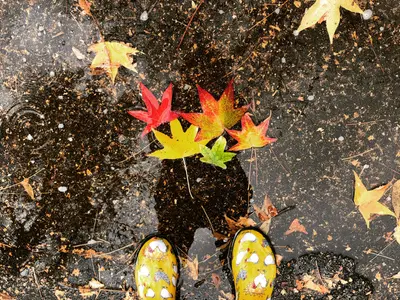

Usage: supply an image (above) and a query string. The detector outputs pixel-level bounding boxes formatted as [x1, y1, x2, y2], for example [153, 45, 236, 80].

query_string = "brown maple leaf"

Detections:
[284, 218, 308, 235]
[224, 214, 256, 235]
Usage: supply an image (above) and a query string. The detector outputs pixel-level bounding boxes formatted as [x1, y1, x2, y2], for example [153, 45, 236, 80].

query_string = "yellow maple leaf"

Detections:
[297, 0, 363, 44]
[353, 171, 395, 229]
[148, 119, 210, 160]
[88, 41, 139, 83]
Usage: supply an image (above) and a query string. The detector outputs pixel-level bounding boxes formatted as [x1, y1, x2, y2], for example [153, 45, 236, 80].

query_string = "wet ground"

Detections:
[0, 0, 399, 299]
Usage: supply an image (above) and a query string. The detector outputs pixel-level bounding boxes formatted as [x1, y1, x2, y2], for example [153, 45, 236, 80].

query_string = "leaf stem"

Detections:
[182, 158, 194, 199]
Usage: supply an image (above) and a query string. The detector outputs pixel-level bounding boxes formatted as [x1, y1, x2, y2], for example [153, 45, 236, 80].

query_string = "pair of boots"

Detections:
[134, 228, 276, 299]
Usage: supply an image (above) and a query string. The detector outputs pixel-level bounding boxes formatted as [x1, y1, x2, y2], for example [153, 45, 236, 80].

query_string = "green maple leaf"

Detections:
[148, 119, 209, 160]
[200, 136, 236, 169]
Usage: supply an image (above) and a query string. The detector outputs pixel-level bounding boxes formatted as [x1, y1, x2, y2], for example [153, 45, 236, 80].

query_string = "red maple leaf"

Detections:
[180, 80, 249, 141]
[226, 113, 277, 151]
[128, 83, 179, 136]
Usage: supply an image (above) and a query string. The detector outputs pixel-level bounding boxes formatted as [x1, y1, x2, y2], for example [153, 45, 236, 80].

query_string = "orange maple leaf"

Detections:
[226, 113, 277, 151]
[353, 171, 395, 229]
[180, 80, 248, 141]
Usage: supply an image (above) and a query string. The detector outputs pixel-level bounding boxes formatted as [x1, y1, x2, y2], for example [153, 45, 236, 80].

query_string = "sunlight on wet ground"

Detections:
[1, 0, 400, 299]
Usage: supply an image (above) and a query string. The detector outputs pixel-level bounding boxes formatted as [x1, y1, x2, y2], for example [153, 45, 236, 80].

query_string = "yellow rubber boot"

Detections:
[134, 236, 179, 299]
[231, 229, 277, 300]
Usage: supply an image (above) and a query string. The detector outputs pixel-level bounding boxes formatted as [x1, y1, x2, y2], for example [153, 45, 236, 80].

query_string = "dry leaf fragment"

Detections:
[393, 180, 400, 244]
[211, 273, 221, 289]
[78, 286, 97, 298]
[72, 47, 86, 60]
[88, 41, 139, 83]
[392, 180, 400, 220]
[0, 292, 15, 300]
[284, 218, 308, 235]
[254, 194, 278, 221]
[72, 268, 80, 276]
[54, 289, 66, 300]
[19, 178, 34, 200]
[353, 171, 395, 229]
[391, 271, 400, 279]
[88, 278, 104, 289]
[182, 256, 199, 280]
[224, 214, 256, 234]
[302, 274, 330, 294]
[78, 0, 92, 16]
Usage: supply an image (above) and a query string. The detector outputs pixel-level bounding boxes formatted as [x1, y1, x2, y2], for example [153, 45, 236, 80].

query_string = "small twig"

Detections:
[367, 251, 395, 261]
[201, 205, 215, 233]
[116, 141, 155, 164]
[96, 242, 136, 257]
[176, 0, 205, 50]
[345, 119, 385, 126]
[270, 147, 290, 174]
[182, 158, 194, 199]
[32, 267, 44, 300]
[341, 147, 378, 160]
[376, 162, 400, 175]
[368, 240, 395, 264]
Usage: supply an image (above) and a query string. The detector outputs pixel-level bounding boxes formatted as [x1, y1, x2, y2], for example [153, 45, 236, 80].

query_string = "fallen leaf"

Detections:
[180, 80, 248, 141]
[211, 273, 221, 289]
[226, 113, 277, 151]
[393, 180, 400, 244]
[375, 272, 382, 281]
[259, 219, 272, 235]
[19, 178, 34, 200]
[213, 231, 228, 241]
[88, 41, 139, 83]
[392, 180, 400, 220]
[275, 254, 283, 266]
[148, 119, 209, 159]
[391, 271, 400, 279]
[253, 194, 278, 222]
[297, 0, 364, 44]
[394, 226, 400, 244]
[128, 83, 178, 136]
[78, 286, 97, 298]
[0, 292, 15, 300]
[60, 247, 113, 260]
[219, 291, 235, 300]
[88, 278, 104, 289]
[224, 214, 256, 234]
[78, 0, 92, 16]
[72, 268, 80, 276]
[182, 257, 199, 280]
[302, 274, 330, 294]
[284, 218, 308, 235]
[353, 171, 395, 229]
[54, 289, 66, 300]
[200, 136, 236, 169]
[72, 46, 86, 60]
